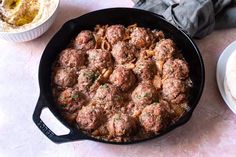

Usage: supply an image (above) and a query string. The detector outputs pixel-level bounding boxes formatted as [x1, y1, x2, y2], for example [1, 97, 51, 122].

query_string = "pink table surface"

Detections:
[0, 0, 236, 157]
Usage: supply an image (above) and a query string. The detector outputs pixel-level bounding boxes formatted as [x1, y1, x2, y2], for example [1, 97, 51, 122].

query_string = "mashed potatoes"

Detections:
[0, 0, 57, 32]
[226, 50, 236, 100]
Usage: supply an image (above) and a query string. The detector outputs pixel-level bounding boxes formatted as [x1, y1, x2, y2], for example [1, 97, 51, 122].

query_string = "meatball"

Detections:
[59, 48, 86, 68]
[74, 30, 95, 50]
[77, 69, 99, 92]
[163, 59, 189, 80]
[154, 39, 176, 61]
[162, 78, 187, 103]
[139, 102, 170, 133]
[107, 113, 136, 137]
[94, 84, 124, 110]
[87, 49, 113, 71]
[127, 101, 145, 118]
[130, 27, 154, 48]
[57, 88, 86, 112]
[133, 58, 157, 80]
[111, 41, 137, 64]
[76, 105, 105, 131]
[109, 66, 136, 91]
[132, 82, 158, 106]
[105, 25, 125, 45]
[54, 68, 77, 88]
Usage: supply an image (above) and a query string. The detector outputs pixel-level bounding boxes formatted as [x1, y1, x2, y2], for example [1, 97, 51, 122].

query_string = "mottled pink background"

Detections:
[0, 0, 236, 157]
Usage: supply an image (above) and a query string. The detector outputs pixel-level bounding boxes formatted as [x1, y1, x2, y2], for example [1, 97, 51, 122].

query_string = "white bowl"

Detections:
[0, 0, 60, 42]
[216, 40, 236, 114]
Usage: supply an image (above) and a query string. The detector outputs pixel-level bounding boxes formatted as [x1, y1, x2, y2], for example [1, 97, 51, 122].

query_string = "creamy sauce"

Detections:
[51, 24, 192, 142]
[0, 0, 58, 32]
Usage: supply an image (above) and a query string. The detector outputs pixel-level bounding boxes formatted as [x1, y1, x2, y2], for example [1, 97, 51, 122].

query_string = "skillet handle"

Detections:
[32, 94, 87, 143]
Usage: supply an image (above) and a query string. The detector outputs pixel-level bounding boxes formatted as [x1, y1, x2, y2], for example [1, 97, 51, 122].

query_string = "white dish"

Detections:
[0, 0, 60, 42]
[216, 40, 236, 114]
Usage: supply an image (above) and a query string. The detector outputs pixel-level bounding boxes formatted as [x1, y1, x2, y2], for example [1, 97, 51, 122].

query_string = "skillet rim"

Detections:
[35, 7, 205, 144]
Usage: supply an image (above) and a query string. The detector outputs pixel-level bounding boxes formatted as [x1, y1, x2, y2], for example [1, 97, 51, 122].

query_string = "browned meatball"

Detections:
[77, 69, 99, 92]
[74, 30, 95, 50]
[107, 113, 136, 137]
[76, 105, 105, 131]
[132, 82, 158, 106]
[139, 102, 170, 133]
[109, 66, 136, 91]
[163, 59, 189, 80]
[54, 68, 77, 88]
[87, 49, 113, 71]
[111, 41, 137, 64]
[154, 39, 176, 61]
[57, 88, 86, 112]
[133, 58, 157, 80]
[127, 101, 146, 118]
[59, 48, 86, 68]
[105, 25, 125, 45]
[94, 84, 124, 110]
[162, 78, 186, 103]
[130, 27, 154, 48]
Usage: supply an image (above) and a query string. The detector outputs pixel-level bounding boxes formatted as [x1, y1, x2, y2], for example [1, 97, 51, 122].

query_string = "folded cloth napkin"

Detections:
[133, 0, 236, 38]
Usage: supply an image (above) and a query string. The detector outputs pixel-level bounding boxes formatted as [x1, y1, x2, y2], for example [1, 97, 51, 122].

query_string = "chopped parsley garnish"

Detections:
[84, 71, 97, 80]
[135, 95, 142, 99]
[71, 94, 79, 100]
[114, 95, 123, 101]
[101, 84, 108, 89]
[143, 93, 150, 98]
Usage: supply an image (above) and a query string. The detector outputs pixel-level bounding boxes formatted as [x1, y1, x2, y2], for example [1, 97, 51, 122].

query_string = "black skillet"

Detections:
[32, 8, 205, 144]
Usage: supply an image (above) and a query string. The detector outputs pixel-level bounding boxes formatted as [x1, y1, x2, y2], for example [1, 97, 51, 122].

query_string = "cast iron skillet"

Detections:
[32, 8, 205, 144]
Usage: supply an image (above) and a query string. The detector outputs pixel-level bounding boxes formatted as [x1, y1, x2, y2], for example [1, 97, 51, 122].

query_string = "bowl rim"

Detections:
[0, 0, 60, 34]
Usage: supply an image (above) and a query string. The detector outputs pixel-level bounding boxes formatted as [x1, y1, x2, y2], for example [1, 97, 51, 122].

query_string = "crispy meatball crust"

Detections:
[94, 84, 124, 110]
[130, 27, 154, 48]
[139, 102, 170, 133]
[54, 68, 77, 88]
[105, 25, 125, 45]
[109, 66, 136, 91]
[76, 105, 105, 131]
[133, 58, 157, 81]
[163, 59, 189, 80]
[162, 78, 187, 103]
[111, 41, 137, 64]
[59, 48, 86, 68]
[154, 39, 176, 61]
[107, 113, 137, 137]
[87, 49, 113, 71]
[132, 81, 158, 106]
[57, 88, 86, 112]
[77, 68, 99, 92]
[74, 30, 95, 50]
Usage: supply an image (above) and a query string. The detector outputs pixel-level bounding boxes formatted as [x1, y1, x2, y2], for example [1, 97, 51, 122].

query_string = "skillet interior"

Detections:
[37, 8, 205, 144]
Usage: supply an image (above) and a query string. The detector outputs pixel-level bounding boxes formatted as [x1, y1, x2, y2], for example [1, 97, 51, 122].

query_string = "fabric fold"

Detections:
[133, 0, 234, 38]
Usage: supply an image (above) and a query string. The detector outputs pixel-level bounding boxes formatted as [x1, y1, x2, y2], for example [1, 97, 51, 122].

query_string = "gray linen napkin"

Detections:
[133, 0, 236, 38]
